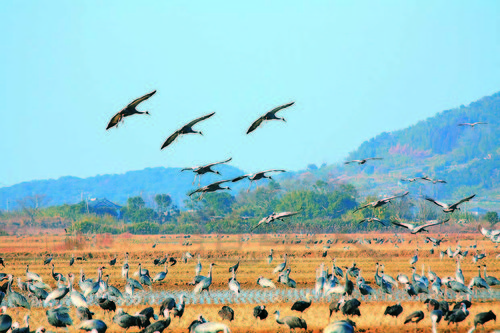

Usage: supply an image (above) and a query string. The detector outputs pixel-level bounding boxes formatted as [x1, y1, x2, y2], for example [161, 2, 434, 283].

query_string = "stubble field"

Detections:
[1, 231, 499, 332]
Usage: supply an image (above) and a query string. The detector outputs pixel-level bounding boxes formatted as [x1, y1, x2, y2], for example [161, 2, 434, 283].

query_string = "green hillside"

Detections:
[310, 92, 500, 210]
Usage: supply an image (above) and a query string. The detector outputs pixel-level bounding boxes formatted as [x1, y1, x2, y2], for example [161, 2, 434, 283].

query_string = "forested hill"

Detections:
[311, 91, 500, 208]
[0, 165, 245, 210]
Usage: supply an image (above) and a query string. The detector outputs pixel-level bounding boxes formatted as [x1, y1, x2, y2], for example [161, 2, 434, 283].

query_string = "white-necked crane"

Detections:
[188, 179, 233, 200]
[390, 218, 450, 234]
[232, 169, 286, 192]
[181, 157, 232, 186]
[344, 157, 383, 165]
[246, 102, 295, 134]
[425, 194, 476, 213]
[106, 90, 156, 130]
[353, 191, 409, 213]
[161, 112, 215, 149]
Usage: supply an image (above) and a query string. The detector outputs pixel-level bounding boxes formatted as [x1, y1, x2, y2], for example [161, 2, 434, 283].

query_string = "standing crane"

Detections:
[193, 263, 216, 295]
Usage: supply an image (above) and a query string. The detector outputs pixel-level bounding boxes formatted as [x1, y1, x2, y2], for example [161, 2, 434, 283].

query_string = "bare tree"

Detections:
[16, 194, 48, 224]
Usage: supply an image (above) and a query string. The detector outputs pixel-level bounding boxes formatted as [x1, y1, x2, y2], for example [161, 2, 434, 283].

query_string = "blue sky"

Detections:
[1, 1, 499, 186]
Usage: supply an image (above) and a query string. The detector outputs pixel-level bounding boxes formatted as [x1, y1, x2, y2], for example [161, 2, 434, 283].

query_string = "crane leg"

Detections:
[192, 175, 196, 185]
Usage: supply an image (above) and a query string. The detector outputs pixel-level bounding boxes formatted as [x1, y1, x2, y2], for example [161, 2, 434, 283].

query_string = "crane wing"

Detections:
[161, 131, 181, 150]
[352, 203, 370, 213]
[344, 160, 360, 164]
[260, 169, 286, 176]
[106, 112, 123, 130]
[181, 167, 196, 172]
[205, 157, 233, 168]
[274, 211, 301, 219]
[205, 179, 232, 188]
[266, 101, 295, 116]
[418, 218, 450, 231]
[390, 220, 415, 230]
[452, 194, 476, 207]
[231, 175, 251, 182]
[365, 157, 383, 161]
[458, 123, 471, 126]
[424, 197, 448, 209]
[127, 90, 157, 109]
[185, 112, 216, 129]
[383, 191, 409, 202]
[246, 117, 264, 134]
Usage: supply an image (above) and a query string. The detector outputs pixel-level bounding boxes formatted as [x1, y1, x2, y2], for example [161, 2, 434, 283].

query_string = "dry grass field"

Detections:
[1, 231, 499, 332]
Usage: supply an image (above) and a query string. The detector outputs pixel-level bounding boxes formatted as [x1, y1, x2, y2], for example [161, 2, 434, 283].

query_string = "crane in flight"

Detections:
[188, 179, 233, 200]
[353, 191, 409, 213]
[458, 122, 487, 127]
[161, 112, 215, 150]
[425, 194, 476, 213]
[345, 157, 383, 165]
[232, 170, 286, 192]
[106, 90, 156, 130]
[391, 218, 450, 234]
[247, 102, 295, 134]
[251, 210, 302, 231]
[181, 157, 232, 186]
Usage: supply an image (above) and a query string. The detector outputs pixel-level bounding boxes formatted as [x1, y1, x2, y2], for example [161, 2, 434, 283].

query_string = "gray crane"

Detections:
[6, 276, 30, 309]
[44, 274, 70, 306]
[161, 112, 216, 149]
[353, 191, 409, 213]
[26, 265, 42, 283]
[246, 101, 295, 134]
[141, 309, 171, 333]
[274, 310, 307, 331]
[267, 249, 273, 264]
[182, 157, 232, 186]
[483, 265, 500, 286]
[232, 169, 286, 192]
[113, 308, 143, 331]
[391, 218, 450, 234]
[273, 254, 287, 274]
[106, 90, 155, 130]
[68, 273, 88, 309]
[344, 157, 383, 165]
[123, 266, 143, 291]
[46, 306, 73, 329]
[193, 263, 216, 295]
[425, 194, 476, 213]
[153, 263, 168, 282]
[76, 307, 93, 321]
[78, 319, 107, 333]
